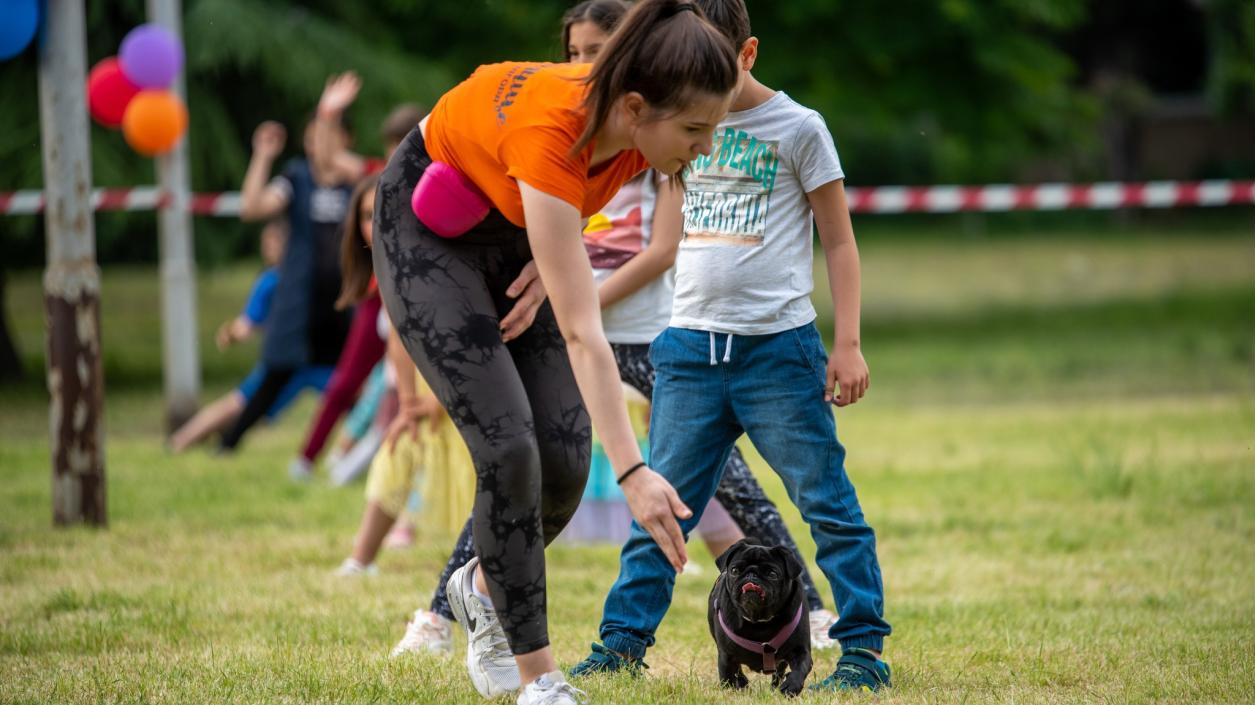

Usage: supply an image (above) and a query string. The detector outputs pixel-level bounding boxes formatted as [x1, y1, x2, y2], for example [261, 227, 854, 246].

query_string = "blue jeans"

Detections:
[599, 324, 891, 657]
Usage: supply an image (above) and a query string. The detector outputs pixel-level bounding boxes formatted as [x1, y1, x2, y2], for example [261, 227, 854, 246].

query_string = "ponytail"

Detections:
[572, 0, 738, 156]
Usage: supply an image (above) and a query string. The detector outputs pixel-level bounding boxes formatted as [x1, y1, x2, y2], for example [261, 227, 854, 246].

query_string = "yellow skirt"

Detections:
[364, 376, 476, 537]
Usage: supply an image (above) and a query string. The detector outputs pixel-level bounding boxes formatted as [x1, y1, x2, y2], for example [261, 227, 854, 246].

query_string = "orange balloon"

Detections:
[122, 90, 187, 156]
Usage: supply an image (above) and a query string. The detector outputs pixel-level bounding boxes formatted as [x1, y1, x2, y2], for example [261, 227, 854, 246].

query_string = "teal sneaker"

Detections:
[810, 648, 892, 692]
[568, 643, 648, 678]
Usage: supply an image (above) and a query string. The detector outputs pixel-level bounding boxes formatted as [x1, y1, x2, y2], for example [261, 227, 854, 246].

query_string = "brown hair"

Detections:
[380, 103, 427, 146]
[562, 0, 630, 61]
[572, 0, 738, 156]
[692, 0, 751, 49]
[336, 173, 381, 310]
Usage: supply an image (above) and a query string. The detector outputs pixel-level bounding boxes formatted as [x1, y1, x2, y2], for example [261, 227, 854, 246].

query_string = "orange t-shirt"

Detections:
[425, 62, 649, 228]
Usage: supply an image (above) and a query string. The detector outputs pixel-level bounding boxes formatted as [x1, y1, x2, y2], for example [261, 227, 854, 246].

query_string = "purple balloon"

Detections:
[119, 23, 183, 89]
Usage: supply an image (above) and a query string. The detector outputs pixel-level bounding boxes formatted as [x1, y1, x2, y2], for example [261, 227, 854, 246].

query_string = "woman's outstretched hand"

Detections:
[620, 466, 692, 572]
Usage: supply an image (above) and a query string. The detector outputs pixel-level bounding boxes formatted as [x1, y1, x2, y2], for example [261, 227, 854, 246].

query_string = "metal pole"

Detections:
[148, 0, 200, 430]
[38, 0, 106, 526]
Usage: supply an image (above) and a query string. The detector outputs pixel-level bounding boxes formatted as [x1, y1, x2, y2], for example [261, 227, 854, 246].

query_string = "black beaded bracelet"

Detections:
[616, 461, 647, 485]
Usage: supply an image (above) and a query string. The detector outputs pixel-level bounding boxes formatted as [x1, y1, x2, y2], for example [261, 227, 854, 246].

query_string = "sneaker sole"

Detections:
[446, 558, 511, 698]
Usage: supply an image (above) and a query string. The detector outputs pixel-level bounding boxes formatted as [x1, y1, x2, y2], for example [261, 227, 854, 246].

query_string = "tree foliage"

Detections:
[0, 0, 1249, 267]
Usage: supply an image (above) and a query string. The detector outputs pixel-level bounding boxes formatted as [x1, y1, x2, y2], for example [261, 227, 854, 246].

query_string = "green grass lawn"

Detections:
[1, 221, 1253, 703]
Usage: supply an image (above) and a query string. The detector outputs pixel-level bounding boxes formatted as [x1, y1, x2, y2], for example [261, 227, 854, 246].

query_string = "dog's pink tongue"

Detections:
[741, 582, 766, 599]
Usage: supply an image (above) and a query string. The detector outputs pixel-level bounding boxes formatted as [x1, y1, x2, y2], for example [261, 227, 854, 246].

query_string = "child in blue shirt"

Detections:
[168, 220, 334, 452]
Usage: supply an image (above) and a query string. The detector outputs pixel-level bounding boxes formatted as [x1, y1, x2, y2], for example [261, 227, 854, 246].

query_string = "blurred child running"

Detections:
[168, 219, 335, 452]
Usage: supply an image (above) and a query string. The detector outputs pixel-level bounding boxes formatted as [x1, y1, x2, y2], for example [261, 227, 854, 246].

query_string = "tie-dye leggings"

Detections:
[373, 127, 589, 655]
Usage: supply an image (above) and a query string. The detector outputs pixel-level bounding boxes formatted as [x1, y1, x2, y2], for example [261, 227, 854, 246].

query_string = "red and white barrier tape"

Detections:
[1, 180, 1253, 217]
[0, 187, 240, 217]
[844, 180, 1255, 213]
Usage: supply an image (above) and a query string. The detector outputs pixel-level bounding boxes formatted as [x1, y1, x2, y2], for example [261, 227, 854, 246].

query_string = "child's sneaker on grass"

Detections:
[391, 608, 453, 657]
[568, 643, 648, 678]
[808, 609, 840, 650]
[288, 457, 314, 482]
[810, 648, 891, 692]
[333, 558, 377, 577]
[516, 671, 586, 705]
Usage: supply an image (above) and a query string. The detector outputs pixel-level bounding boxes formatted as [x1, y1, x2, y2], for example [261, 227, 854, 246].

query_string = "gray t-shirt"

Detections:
[670, 92, 844, 335]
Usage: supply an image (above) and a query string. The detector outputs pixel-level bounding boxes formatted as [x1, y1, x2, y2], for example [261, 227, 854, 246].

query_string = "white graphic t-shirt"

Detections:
[584, 171, 674, 344]
[670, 92, 844, 336]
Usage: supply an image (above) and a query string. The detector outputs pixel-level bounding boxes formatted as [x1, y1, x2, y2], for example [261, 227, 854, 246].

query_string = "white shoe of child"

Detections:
[391, 608, 453, 657]
[808, 608, 840, 650]
[333, 558, 378, 577]
[288, 457, 314, 482]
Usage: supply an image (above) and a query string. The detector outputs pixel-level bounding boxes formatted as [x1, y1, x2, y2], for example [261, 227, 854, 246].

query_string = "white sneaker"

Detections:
[333, 558, 378, 577]
[446, 557, 521, 697]
[516, 672, 585, 705]
[288, 457, 314, 482]
[325, 447, 346, 470]
[391, 608, 453, 657]
[329, 427, 384, 486]
[809, 608, 840, 650]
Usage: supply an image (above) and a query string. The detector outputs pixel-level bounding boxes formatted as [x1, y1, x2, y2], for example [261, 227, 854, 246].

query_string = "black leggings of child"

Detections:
[425, 345, 828, 622]
[373, 128, 589, 656]
[218, 367, 294, 451]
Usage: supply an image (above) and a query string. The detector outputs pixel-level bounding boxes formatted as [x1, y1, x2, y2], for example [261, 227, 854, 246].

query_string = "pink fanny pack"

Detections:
[410, 161, 492, 238]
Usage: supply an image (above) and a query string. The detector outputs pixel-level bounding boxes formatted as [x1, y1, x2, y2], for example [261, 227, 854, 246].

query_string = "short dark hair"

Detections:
[380, 103, 427, 145]
[692, 0, 751, 48]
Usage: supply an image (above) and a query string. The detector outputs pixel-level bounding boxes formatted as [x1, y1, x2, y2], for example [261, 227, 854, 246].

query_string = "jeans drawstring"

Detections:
[709, 332, 735, 365]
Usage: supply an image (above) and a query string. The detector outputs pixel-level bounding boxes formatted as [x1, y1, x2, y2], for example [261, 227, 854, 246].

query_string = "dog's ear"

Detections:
[770, 546, 804, 581]
[715, 539, 752, 572]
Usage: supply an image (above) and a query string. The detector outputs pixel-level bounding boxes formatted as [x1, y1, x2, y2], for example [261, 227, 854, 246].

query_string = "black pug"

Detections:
[707, 540, 812, 695]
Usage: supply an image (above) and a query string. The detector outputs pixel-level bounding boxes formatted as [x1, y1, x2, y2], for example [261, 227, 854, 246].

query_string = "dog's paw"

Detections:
[722, 672, 749, 690]
[778, 674, 806, 697]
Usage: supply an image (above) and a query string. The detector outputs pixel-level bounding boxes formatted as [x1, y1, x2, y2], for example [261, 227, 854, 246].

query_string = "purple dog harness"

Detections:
[716, 601, 806, 673]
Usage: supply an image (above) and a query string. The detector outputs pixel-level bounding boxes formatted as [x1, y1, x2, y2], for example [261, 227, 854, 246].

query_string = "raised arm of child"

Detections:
[239, 122, 289, 222]
[808, 178, 870, 407]
[314, 71, 368, 183]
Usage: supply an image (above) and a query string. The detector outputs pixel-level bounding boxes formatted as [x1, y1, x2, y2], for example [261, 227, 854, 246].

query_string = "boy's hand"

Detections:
[318, 71, 361, 118]
[825, 343, 869, 407]
[214, 320, 234, 351]
[215, 317, 253, 351]
[251, 121, 286, 160]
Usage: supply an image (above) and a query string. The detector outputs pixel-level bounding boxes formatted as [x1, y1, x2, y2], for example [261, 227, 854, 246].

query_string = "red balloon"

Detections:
[87, 57, 140, 128]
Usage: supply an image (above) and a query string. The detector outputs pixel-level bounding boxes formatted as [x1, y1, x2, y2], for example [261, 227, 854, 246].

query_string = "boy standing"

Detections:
[571, 0, 892, 691]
